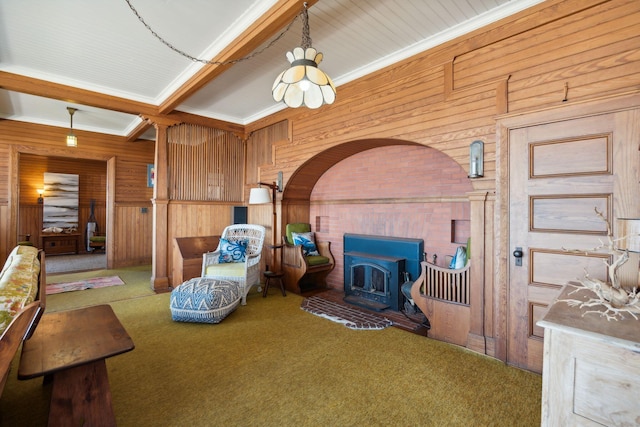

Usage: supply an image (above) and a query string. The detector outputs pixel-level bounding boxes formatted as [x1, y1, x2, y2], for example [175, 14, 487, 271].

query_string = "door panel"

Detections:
[508, 113, 621, 373]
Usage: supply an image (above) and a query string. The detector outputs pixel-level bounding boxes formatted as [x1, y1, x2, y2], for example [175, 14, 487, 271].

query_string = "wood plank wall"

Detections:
[18, 153, 107, 251]
[241, 0, 640, 356]
[248, 0, 639, 187]
[244, 120, 290, 270]
[0, 120, 155, 265]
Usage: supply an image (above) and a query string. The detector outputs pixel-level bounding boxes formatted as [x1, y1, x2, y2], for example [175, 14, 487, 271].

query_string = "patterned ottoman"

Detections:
[170, 277, 241, 324]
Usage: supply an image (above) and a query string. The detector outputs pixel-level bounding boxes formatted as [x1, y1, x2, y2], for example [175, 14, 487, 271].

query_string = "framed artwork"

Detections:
[147, 164, 155, 187]
[43, 172, 79, 230]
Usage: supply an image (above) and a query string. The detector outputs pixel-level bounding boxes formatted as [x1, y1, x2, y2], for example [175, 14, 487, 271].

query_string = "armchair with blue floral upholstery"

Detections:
[281, 223, 334, 293]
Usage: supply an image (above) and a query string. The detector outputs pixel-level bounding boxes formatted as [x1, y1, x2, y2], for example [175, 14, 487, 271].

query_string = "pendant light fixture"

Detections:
[66, 107, 78, 147]
[272, 2, 336, 109]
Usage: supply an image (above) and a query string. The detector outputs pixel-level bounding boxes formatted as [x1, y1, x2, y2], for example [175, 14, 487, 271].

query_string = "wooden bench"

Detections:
[18, 304, 134, 426]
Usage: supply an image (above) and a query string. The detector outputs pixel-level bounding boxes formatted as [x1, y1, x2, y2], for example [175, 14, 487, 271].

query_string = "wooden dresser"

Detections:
[537, 285, 640, 426]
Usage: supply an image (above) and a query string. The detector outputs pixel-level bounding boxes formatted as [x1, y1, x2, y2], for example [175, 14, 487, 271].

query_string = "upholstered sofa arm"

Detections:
[0, 246, 41, 335]
[0, 246, 45, 399]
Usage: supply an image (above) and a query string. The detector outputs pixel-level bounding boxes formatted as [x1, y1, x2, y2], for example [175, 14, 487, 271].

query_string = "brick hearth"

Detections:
[307, 289, 429, 336]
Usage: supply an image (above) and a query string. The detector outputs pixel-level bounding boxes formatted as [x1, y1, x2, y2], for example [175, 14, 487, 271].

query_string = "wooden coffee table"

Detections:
[19, 304, 134, 426]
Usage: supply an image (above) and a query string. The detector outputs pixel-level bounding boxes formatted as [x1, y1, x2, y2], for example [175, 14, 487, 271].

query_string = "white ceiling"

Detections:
[0, 0, 544, 140]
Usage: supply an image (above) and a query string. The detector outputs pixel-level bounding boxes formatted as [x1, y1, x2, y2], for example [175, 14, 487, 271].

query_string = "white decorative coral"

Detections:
[560, 208, 640, 321]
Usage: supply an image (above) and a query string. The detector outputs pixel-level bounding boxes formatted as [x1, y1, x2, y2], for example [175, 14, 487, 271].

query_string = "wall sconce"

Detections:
[469, 140, 484, 178]
[66, 107, 78, 147]
[37, 189, 44, 204]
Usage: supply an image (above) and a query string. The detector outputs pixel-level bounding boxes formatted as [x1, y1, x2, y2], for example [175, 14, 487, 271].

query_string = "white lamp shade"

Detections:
[249, 187, 271, 205]
[272, 47, 336, 109]
[66, 133, 78, 147]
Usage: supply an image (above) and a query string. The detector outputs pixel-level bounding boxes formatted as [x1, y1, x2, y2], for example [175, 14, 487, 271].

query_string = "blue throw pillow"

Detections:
[218, 238, 248, 263]
[291, 232, 320, 256]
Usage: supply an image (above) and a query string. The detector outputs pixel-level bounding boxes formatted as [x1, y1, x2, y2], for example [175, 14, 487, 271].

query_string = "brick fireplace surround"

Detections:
[309, 144, 472, 294]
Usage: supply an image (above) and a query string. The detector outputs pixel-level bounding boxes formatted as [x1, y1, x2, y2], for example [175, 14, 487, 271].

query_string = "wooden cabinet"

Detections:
[538, 285, 640, 426]
[41, 232, 81, 255]
[171, 236, 220, 286]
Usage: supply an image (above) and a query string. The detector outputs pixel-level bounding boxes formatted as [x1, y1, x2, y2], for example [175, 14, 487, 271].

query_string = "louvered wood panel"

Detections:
[167, 124, 244, 202]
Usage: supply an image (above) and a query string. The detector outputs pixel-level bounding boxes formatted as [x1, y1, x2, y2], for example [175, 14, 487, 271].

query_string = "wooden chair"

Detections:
[89, 234, 106, 253]
[201, 224, 265, 305]
[281, 223, 334, 294]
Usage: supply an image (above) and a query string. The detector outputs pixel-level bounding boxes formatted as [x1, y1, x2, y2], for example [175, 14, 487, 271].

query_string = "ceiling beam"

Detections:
[1, 71, 248, 139]
[158, 0, 318, 114]
[125, 120, 152, 142]
[0, 71, 161, 117]
[167, 111, 246, 137]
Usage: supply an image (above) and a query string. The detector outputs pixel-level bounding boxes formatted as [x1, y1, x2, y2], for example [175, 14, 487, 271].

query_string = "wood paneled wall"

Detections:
[166, 202, 233, 286]
[245, 120, 289, 190]
[242, 0, 640, 358]
[18, 153, 107, 251]
[0, 120, 154, 265]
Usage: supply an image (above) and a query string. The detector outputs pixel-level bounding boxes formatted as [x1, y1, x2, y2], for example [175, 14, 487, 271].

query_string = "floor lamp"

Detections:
[249, 179, 282, 272]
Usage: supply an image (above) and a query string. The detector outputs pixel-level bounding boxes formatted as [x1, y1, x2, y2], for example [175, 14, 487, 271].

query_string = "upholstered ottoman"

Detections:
[170, 277, 241, 324]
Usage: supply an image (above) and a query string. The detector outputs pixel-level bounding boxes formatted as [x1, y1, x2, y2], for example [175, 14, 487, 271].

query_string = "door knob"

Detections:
[513, 247, 523, 266]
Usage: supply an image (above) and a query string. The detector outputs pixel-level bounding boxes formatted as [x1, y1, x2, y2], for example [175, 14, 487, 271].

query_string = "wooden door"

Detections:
[507, 109, 639, 373]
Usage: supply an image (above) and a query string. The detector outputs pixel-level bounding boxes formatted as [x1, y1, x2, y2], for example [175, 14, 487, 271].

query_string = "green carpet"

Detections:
[0, 266, 542, 426]
[45, 265, 155, 312]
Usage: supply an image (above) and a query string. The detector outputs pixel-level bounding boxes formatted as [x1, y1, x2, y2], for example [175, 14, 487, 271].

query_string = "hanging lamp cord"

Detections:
[300, 2, 312, 49]
[124, 0, 305, 65]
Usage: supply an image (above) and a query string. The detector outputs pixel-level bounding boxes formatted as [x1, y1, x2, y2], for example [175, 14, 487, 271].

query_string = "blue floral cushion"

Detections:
[291, 231, 320, 256]
[218, 238, 248, 263]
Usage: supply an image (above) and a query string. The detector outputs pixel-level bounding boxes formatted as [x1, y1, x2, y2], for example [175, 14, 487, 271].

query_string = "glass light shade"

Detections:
[469, 140, 484, 178]
[618, 218, 640, 253]
[272, 47, 336, 109]
[66, 133, 78, 147]
[249, 187, 271, 205]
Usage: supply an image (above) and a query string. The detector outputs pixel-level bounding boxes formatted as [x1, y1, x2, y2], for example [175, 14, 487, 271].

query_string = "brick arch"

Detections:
[283, 139, 473, 291]
[282, 138, 425, 201]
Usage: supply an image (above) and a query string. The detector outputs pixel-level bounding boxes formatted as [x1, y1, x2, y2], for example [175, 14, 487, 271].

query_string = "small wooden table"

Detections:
[19, 305, 134, 426]
[263, 271, 286, 297]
